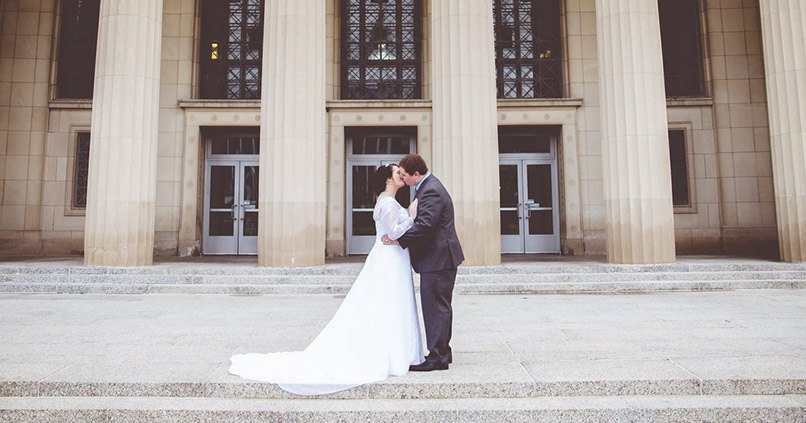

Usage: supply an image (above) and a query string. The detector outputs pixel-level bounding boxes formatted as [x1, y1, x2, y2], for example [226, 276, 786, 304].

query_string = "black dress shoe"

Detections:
[409, 361, 449, 372]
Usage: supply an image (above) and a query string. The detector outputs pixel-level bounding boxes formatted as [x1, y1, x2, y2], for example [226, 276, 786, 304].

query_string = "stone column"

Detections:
[595, 0, 676, 263]
[431, 0, 501, 266]
[258, 1, 326, 267]
[84, 0, 163, 266]
[759, 0, 806, 262]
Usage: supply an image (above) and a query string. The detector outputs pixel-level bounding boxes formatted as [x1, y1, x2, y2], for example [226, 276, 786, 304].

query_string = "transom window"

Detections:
[341, 0, 422, 100]
[57, 0, 100, 99]
[494, 0, 563, 99]
[199, 0, 264, 99]
[204, 127, 261, 157]
[659, 0, 705, 97]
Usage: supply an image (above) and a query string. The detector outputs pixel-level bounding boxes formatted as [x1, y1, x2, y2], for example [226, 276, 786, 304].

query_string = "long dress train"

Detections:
[229, 193, 424, 395]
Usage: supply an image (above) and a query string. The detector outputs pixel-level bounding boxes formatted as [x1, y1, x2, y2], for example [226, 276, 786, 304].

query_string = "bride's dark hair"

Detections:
[371, 164, 396, 196]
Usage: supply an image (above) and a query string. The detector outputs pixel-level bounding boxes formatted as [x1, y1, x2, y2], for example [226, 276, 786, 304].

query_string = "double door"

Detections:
[499, 158, 560, 253]
[347, 158, 412, 254]
[203, 160, 259, 255]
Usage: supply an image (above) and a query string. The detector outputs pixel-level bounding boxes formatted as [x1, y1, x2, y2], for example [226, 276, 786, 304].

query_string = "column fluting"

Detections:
[84, 0, 164, 266]
[759, 0, 806, 262]
[595, 0, 676, 263]
[431, 0, 501, 266]
[258, 1, 327, 267]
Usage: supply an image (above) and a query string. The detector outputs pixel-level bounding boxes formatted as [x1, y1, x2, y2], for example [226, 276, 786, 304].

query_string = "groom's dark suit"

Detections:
[397, 174, 464, 366]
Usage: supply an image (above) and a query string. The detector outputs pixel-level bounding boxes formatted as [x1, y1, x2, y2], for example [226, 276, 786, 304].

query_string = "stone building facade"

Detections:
[0, 0, 803, 266]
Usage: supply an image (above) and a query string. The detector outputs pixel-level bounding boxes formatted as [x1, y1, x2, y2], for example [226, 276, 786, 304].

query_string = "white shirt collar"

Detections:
[415, 173, 430, 191]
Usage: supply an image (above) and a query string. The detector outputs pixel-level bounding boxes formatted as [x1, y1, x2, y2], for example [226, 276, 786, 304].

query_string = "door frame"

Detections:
[202, 159, 259, 255]
[499, 127, 561, 254]
[521, 158, 561, 253]
[345, 128, 416, 255]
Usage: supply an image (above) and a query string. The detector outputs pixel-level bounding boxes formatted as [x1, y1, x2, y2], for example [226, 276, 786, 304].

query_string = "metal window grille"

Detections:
[57, 0, 100, 99]
[73, 132, 91, 209]
[200, 0, 264, 99]
[341, 0, 422, 99]
[494, 0, 563, 99]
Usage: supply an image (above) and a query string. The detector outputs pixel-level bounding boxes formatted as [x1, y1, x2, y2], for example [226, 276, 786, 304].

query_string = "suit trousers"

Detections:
[420, 267, 457, 364]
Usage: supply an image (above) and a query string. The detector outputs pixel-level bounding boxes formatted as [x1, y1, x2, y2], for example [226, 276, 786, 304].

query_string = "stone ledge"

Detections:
[0, 395, 803, 423]
[1, 260, 804, 276]
[1, 277, 804, 295]
[2, 379, 804, 399]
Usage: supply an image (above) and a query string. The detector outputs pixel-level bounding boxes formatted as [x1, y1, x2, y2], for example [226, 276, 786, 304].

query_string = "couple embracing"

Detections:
[230, 154, 464, 395]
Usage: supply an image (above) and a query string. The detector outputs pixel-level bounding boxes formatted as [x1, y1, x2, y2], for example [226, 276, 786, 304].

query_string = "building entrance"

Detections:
[346, 127, 416, 255]
[202, 128, 260, 255]
[499, 126, 561, 253]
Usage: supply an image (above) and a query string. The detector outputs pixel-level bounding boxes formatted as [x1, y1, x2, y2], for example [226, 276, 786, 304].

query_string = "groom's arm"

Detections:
[397, 189, 440, 250]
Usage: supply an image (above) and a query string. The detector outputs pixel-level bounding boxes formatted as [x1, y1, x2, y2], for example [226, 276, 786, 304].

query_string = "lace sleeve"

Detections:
[375, 197, 413, 240]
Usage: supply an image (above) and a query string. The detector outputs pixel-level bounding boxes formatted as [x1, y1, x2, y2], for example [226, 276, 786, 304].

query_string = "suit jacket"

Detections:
[398, 175, 465, 273]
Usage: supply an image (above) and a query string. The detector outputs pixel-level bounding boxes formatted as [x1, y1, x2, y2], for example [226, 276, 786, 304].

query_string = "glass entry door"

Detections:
[347, 159, 412, 254]
[345, 128, 416, 255]
[499, 158, 560, 253]
[203, 160, 259, 255]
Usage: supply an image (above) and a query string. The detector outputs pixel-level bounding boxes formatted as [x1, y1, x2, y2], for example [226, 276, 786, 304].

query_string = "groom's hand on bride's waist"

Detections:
[381, 234, 399, 245]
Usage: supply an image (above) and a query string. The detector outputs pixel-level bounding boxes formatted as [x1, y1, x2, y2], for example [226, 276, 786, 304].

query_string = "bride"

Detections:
[229, 164, 424, 395]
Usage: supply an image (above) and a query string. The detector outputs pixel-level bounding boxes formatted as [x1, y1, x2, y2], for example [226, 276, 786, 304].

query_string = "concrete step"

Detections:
[3, 378, 805, 399]
[1, 275, 804, 294]
[3, 269, 806, 283]
[2, 259, 804, 294]
[1, 395, 804, 422]
[2, 261, 806, 275]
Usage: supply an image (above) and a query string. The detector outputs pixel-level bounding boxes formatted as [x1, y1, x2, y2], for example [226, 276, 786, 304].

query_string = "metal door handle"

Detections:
[239, 204, 245, 220]
[517, 203, 523, 219]
[231, 204, 237, 220]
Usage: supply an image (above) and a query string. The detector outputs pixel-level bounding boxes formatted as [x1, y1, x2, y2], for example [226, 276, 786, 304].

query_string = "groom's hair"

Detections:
[399, 154, 428, 175]
[372, 164, 395, 196]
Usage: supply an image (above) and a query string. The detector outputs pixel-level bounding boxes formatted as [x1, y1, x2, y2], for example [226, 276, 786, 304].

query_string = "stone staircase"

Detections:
[1, 379, 804, 421]
[2, 258, 804, 420]
[1, 258, 805, 295]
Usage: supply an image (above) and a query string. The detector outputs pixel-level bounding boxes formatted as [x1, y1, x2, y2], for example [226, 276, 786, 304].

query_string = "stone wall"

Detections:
[0, 0, 785, 260]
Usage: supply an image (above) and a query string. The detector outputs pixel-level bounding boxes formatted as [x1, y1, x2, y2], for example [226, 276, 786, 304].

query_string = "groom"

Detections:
[382, 154, 464, 371]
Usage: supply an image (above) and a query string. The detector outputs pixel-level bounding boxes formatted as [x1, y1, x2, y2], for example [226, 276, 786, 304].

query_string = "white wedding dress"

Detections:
[229, 193, 424, 395]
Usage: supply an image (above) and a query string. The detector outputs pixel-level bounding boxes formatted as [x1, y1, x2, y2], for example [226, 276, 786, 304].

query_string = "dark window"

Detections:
[346, 126, 416, 155]
[199, 0, 264, 99]
[494, 0, 563, 99]
[341, 0, 422, 99]
[210, 135, 260, 155]
[57, 0, 100, 99]
[668, 130, 690, 206]
[659, 0, 704, 97]
[73, 132, 91, 209]
[498, 125, 556, 154]
[204, 127, 261, 155]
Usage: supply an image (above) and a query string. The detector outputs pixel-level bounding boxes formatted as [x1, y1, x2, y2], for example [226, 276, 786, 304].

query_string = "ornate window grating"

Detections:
[659, 0, 705, 97]
[200, 0, 264, 99]
[57, 0, 100, 99]
[341, 0, 422, 100]
[494, 0, 563, 99]
[73, 132, 91, 209]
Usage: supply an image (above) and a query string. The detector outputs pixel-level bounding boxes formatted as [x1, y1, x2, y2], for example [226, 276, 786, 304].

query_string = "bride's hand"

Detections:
[408, 199, 418, 219]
